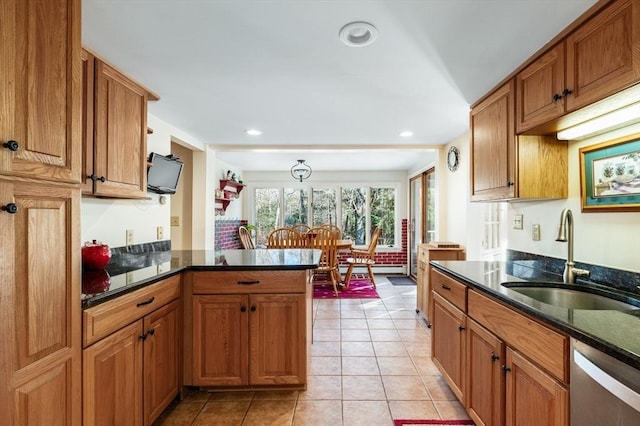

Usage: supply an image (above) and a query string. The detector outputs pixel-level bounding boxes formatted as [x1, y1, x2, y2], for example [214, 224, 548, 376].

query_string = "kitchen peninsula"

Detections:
[81, 248, 320, 425]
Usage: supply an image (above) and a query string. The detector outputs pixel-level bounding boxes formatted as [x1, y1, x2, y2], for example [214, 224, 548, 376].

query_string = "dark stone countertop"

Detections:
[82, 249, 321, 308]
[431, 260, 640, 370]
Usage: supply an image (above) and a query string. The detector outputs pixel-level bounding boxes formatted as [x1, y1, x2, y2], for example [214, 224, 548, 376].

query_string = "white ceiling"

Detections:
[82, 0, 597, 172]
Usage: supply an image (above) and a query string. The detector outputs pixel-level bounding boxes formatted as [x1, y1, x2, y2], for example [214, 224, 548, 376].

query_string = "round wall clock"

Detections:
[447, 146, 460, 172]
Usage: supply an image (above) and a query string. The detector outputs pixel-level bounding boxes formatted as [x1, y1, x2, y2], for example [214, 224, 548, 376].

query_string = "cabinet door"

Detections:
[144, 300, 180, 425]
[470, 81, 515, 201]
[0, 0, 81, 183]
[249, 294, 307, 385]
[83, 320, 144, 426]
[432, 292, 466, 401]
[0, 180, 81, 425]
[466, 319, 505, 426]
[516, 44, 566, 133]
[192, 295, 249, 386]
[566, 0, 640, 111]
[505, 348, 568, 426]
[93, 60, 148, 198]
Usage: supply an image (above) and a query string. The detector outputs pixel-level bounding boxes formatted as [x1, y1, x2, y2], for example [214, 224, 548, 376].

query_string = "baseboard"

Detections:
[339, 265, 407, 275]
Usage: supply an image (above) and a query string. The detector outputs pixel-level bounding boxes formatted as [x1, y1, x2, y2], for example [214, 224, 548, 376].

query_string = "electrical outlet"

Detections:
[532, 224, 541, 241]
[513, 214, 523, 230]
[170, 216, 180, 226]
[126, 229, 134, 246]
[126, 272, 133, 285]
[157, 226, 164, 240]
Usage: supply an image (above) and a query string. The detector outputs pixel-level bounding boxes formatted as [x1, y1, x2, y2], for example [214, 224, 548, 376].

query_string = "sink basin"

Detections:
[501, 282, 640, 311]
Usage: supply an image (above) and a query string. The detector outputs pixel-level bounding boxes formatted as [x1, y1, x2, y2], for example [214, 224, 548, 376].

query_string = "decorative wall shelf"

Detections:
[215, 180, 245, 215]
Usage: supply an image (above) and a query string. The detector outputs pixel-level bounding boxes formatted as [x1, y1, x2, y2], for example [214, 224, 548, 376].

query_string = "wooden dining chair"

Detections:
[307, 227, 340, 296]
[267, 227, 304, 248]
[319, 223, 342, 238]
[291, 223, 311, 234]
[238, 225, 255, 249]
[343, 226, 382, 288]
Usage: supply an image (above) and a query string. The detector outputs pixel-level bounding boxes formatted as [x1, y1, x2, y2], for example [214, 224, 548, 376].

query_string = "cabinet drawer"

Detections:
[468, 289, 568, 382]
[192, 270, 307, 294]
[83, 274, 181, 347]
[431, 268, 467, 311]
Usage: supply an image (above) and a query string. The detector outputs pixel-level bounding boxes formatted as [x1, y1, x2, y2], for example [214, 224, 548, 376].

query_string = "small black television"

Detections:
[147, 152, 184, 194]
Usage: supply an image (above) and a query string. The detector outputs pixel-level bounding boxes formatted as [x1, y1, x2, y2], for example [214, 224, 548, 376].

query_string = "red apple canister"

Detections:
[81, 240, 112, 270]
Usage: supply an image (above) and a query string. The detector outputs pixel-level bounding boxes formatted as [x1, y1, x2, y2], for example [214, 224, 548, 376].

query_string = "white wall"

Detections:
[214, 158, 245, 220]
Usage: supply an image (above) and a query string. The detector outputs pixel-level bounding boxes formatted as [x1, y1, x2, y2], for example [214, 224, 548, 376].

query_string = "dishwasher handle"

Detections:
[573, 348, 640, 413]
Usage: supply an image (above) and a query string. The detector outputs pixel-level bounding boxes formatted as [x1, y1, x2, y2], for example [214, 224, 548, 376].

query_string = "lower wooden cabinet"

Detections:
[505, 348, 568, 426]
[466, 319, 505, 426]
[431, 269, 569, 426]
[432, 292, 466, 401]
[192, 293, 307, 387]
[82, 280, 180, 426]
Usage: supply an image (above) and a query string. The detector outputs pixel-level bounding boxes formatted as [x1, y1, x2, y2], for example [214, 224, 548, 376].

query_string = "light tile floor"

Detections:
[154, 276, 470, 425]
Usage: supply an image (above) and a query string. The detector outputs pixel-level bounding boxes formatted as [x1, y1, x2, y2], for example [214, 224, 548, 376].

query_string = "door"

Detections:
[144, 300, 180, 425]
[409, 168, 435, 279]
[83, 320, 144, 426]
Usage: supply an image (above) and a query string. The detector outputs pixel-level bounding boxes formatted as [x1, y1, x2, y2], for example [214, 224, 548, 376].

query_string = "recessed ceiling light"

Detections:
[339, 21, 378, 47]
[245, 129, 262, 136]
[399, 131, 414, 137]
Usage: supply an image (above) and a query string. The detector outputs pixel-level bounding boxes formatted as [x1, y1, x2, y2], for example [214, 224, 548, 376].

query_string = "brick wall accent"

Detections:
[337, 219, 408, 266]
[215, 219, 248, 249]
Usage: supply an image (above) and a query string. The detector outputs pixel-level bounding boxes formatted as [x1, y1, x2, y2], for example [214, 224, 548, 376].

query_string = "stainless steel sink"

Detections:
[501, 283, 640, 311]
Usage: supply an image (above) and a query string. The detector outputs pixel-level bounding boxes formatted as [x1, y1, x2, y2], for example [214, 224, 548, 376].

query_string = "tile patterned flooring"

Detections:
[154, 276, 470, 425]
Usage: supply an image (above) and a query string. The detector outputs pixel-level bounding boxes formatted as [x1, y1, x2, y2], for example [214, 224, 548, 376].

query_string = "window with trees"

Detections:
[253, 185, 397, 248]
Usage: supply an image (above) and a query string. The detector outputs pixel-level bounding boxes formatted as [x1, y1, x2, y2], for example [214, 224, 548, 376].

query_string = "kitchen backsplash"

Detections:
[507, 249, 640, 296]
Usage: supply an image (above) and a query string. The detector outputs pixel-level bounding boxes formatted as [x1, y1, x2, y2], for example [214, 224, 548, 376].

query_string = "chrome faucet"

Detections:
[555, 208, 590, 283]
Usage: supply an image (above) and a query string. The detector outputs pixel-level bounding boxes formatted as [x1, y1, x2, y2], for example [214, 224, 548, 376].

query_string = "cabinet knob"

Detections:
[88, 174, 106, 183]
[147, 328, 155, 336]
[240, 305, 247, 312]
[506, 181, 514, 187]
[491, 354, 500, 362]
[139, 333, 147, 341]
[1, 203, 18, 214]
[3, 140, 19, 151]
[552, 93, 563, 102]
[458, 325, 465, 331]
[250, 305, 257, 312]
[502, 365, 511, 373]
[562, 88, 573, 97]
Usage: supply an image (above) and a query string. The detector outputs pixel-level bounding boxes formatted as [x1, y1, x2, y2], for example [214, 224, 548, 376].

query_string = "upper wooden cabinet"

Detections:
[0, 0, 81, 183]
[471, 81, 568, 202]
[82, 48, 159, 199]
[516, 0, 640, 134]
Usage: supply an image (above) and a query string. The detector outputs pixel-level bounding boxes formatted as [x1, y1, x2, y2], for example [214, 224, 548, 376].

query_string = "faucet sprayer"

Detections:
[556, 208, 590, 283]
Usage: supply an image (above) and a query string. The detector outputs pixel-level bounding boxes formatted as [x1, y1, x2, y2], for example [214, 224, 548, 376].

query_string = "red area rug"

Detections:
[394, 420, 475, 426]
[313, 279, 379, 299]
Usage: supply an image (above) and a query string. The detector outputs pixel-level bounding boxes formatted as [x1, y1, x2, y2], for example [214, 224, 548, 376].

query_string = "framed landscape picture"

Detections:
[580, 133, 640, 212]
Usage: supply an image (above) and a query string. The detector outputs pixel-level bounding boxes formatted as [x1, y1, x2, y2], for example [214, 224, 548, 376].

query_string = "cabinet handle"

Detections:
[238, 280, 260, 285]
[491, 354, 500, 362]
[562, 88, 573, 97]
[147, 328, 155, 336]
[502, 365, 511, 373]
[506, 181, 514, 187]
[139, 333, 147, 341]
[250, 305, 257, 312]
[3, 140, 19, 151]
[458, 325, 465, 331]
[136, 296, 155, 307]
[240, 305, 247, 312]
[88, 174, 106, 182]
[1, 203, 18, 214]
[552, 93, 563, 102]
[440, 284, 451, 291]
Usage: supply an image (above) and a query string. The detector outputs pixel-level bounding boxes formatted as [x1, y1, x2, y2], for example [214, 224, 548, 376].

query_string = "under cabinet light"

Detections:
[557, 102, 640, 140]
[245, 129, 262, 136]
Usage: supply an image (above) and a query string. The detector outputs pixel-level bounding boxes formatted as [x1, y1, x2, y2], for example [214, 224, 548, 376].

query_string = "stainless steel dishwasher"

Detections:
[571, 338, 640, 426]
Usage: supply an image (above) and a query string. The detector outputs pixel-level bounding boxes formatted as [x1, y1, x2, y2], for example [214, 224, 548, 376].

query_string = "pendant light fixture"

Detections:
[291, 159, 312, 182]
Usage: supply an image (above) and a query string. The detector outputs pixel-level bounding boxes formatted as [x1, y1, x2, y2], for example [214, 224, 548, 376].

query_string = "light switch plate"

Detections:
[157, 226, 164, 240]
[513, 214, 523, 230]
[126, 229, 134, 245]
